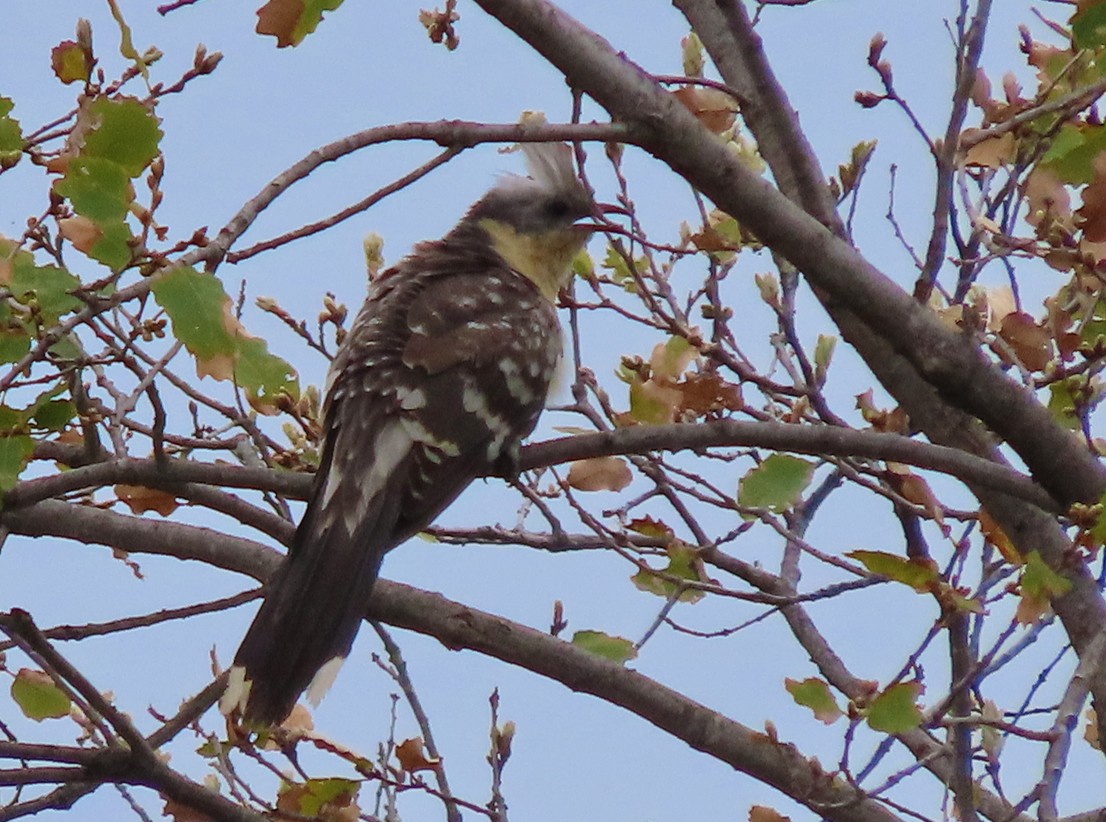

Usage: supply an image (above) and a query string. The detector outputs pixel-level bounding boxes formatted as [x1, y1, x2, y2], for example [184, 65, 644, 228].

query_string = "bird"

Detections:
[221, 143, 598, 725]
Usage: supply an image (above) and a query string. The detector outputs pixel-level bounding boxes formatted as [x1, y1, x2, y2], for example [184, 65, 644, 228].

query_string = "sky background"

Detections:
[1, 2, 1100, 820]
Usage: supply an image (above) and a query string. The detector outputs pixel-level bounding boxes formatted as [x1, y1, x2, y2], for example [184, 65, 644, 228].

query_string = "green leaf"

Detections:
[813, 334, 836, 384]
[785, 677, 842, 724]
[106, 0, 150, 77]
[9, 259, 82, 325]
[847, 550, 939, 592]
[1021, 550, 1072, 602]
[51, 40, 92, 85]
[682, 31, 704, 78]
[571, 630, 638, 664]
[0, 434, 35, 491]
[0, 297, 30, 364]
[81, 97, 161, 177]
[571, 248, 594, 279]
[11, 669, 71, 721]
[1041, 123, 1106, 185]
[0, 328, 29, 364]
[0, 96, 22, 170]
[1074, 2, 1106, 50]
[866, 681, 923, 733]
[630, 543, 705, 603]
[651, 335, 695, 381]
[258, 0, 345, 47]
[151, 267, 238, 362]
[85, 220, 134, 271]
[152, 267, 300, 407]
[628, 379, 677, 425]
[600, 246, 645, 292]
[737, 454, 814, 516]
[234, 335, 299, 415]
[54, 157, 132, 223]
[296, 777, 359, 816]
[32, 399, 75, 432]
[1047, 377, 1083, 430]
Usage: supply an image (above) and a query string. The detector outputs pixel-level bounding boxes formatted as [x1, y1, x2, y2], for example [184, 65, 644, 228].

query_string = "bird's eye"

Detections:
[545, 199, 571, 219]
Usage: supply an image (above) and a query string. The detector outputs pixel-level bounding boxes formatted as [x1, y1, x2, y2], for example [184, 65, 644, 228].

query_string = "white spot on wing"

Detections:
[318, 421, 414, 534]
[400, 416, 461, 456]
[397, 386, 427, 410]
[219, 665, 251, 716]
[306, 655, 346, 707]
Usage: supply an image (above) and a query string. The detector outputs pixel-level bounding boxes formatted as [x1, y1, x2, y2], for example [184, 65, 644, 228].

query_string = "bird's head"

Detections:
[462, 143, 597, 300]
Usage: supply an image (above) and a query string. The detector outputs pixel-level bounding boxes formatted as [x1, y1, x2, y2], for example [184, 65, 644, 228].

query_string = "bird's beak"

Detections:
[597, 201, 631, 218]
[576, 201, 630, 233]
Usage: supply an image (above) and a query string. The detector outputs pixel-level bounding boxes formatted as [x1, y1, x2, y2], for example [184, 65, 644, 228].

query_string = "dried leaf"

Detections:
[998, 312, 1053, 372]
[979, 508, 1021, 564]
[162, 796, 213, 822]
[962, 131, 1016, 168]
[114, 483, 180, 517]
[1024, 166, 1074, 231]
[671, 86, 738, 134]
[886, 463, 945, 527]
[395, 737, 439, 774]
[749, 807, 791, 822]
[855, 389, 909, 434]
[1079, 154, 1106, 242]
[566, 456, 632, 492]
[676, 372, 743, 416]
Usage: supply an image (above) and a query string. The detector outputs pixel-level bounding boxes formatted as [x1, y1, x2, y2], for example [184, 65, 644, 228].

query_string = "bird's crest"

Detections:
[520, 142, 580, 197]
[490, 142, 586, 203]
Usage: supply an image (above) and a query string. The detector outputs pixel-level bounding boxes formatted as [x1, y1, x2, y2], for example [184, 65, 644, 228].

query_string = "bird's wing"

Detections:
[229, 254, 561, 724]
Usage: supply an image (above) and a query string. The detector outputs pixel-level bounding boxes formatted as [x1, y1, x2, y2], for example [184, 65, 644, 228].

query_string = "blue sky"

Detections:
[1, 2, 1100, 820]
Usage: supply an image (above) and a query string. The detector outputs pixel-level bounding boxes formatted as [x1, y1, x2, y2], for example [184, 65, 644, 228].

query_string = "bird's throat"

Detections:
[478, 219, 588, 300]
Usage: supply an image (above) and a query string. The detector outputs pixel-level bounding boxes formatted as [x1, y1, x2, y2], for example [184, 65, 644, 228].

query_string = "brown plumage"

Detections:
[222, 144, 594, 725]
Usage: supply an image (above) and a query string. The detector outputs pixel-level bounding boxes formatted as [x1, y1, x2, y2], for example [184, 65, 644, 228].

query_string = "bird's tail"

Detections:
[222, 482, 404, 726]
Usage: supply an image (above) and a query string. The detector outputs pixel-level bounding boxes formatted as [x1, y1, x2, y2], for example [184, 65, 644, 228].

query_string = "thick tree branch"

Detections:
[2, 502, 899, 820]
[472, 0, 1106, 511]
[4, 421, 1054, 517]
[470, 0, 1106, 762]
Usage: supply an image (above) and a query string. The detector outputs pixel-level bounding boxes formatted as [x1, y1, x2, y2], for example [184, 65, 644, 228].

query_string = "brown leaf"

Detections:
[111, 547, 145, 580]
[961, 131, 1015, 168]
[1045, 296, 1080, 360]
[162, 796, 213, 822]
[1086, 708, 1100, 751]
[1015, 591, 1050, 625]
[978, 508, 1021, 565]
[395, 736, 439, 774]
[677, 372, 743, 416]
[886, 463, 945, 527]
[749, 807, 791, 822]
[567, 456, 633, 492]
[627, 515, 674, 540]
[1079, 155, 1106, 242]
[1024, 167, 1073, 232]
[57, 216, 102, 255]
[974, 285, 1016, 332]
[255, 0, 303, 47]
[855, 389, 909, 434]
[998, 311, 1053, 372]
[114, 484, 180, 517]
[671, 87, 738, 134]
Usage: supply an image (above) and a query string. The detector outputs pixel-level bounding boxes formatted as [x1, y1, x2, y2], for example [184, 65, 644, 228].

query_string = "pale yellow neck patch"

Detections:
[479, 219, 587, 300]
